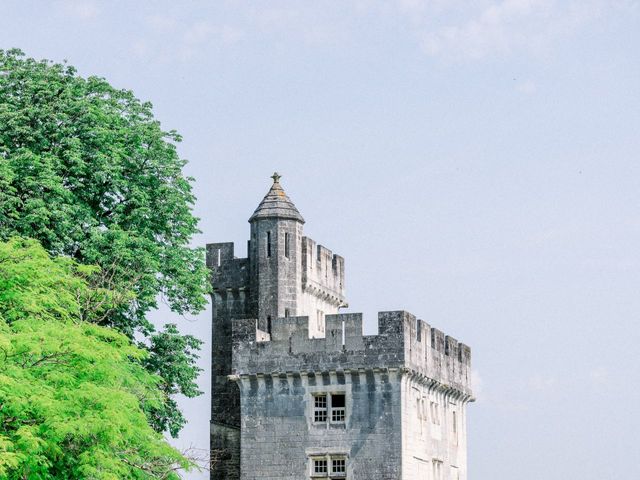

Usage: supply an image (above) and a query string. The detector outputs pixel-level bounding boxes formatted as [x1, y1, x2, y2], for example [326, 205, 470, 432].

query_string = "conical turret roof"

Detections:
[249, 173, 305, 223]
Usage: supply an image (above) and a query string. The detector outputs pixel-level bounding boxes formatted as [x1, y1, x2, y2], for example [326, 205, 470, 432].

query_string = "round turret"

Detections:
[248, 173, 305, 332]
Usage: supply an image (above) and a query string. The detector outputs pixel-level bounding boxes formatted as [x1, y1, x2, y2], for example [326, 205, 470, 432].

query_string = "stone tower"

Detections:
[208, 174, 347, 478]
[246, 172, 346, 336]
[209, 175, 473, 480]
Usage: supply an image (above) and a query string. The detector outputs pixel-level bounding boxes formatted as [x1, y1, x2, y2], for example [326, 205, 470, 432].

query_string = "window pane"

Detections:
[331, 408, 345, 422]
[314, 394, 328, 422]
[314, 459, 327, 474]
[331, 393, 346, 422]
[332, 458, 346, 473]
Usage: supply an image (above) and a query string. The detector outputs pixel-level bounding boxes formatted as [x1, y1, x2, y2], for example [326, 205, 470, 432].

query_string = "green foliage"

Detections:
[0, 238, 193, 479]
[0, 49, 210, 434]
[144, 325, 203, 437]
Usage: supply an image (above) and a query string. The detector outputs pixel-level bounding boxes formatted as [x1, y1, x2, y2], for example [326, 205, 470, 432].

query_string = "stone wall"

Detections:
[300, 237, 347, 337]
[207, 242, 250, 480]
[236, 369, 403, 479]
[401, 375, 470, 480]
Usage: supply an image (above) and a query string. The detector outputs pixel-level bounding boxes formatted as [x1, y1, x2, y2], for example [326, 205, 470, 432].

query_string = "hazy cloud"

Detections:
[183, 21, 214, 45]
[246, 6, 348, 46]
[589, 366, 609, 385]
[516, 79, 537, 94]
[55, 0, 100, 20]
[137, 15, 245, 62]
[146, 13, 178, 33]
[216, 25, 245, 45]
[131, 39, 149, 57]
[392, 0, 636, 59]
[527, 373, 557, 391]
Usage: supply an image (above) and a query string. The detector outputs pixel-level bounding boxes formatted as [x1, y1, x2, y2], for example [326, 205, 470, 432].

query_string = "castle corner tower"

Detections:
[208, 174, 348, 478]
[247, 172, 305, 334]
[209, 175, 472, 480]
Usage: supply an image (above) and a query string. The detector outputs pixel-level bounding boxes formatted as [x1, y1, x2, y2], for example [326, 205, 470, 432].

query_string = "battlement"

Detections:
[207, 238, 347, 310]
[206, 242, 249, 290]
[301, 237, 346, 307]
[232, 311, 472, 397]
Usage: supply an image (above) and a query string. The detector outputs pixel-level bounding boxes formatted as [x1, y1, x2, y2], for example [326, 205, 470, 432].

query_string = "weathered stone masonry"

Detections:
[209, 174, 473, 479]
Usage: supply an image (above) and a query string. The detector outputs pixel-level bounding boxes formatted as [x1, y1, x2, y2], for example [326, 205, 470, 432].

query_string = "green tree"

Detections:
[0, 49, 209, 434]
[0, 237, 194, 479]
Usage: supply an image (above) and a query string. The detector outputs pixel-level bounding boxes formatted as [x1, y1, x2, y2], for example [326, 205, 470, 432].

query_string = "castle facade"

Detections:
[208, 174, 473, 479]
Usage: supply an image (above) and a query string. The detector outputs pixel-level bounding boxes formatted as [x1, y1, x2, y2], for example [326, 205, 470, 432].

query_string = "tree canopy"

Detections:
[0, 49, 209, 435]
[0, 237, 193, 479]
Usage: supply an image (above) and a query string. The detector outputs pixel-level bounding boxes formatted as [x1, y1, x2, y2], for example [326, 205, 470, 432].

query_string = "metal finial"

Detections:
[271, 172, 281, 183]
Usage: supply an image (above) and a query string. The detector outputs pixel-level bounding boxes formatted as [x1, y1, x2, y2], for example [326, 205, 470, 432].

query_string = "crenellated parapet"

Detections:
[206, 242, 249, 290]
[231, 310, 472, 399]
[301, 237, 347, 308]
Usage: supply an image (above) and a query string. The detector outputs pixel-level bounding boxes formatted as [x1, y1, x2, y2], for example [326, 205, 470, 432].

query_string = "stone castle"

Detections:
[208, 174, 474, 479]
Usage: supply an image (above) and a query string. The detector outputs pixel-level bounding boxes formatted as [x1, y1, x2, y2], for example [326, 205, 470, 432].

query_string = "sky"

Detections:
[1, 1, 639, 478]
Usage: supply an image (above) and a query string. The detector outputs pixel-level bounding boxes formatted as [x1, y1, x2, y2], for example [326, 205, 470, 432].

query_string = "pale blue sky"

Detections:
[2, 1, 639, 479]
